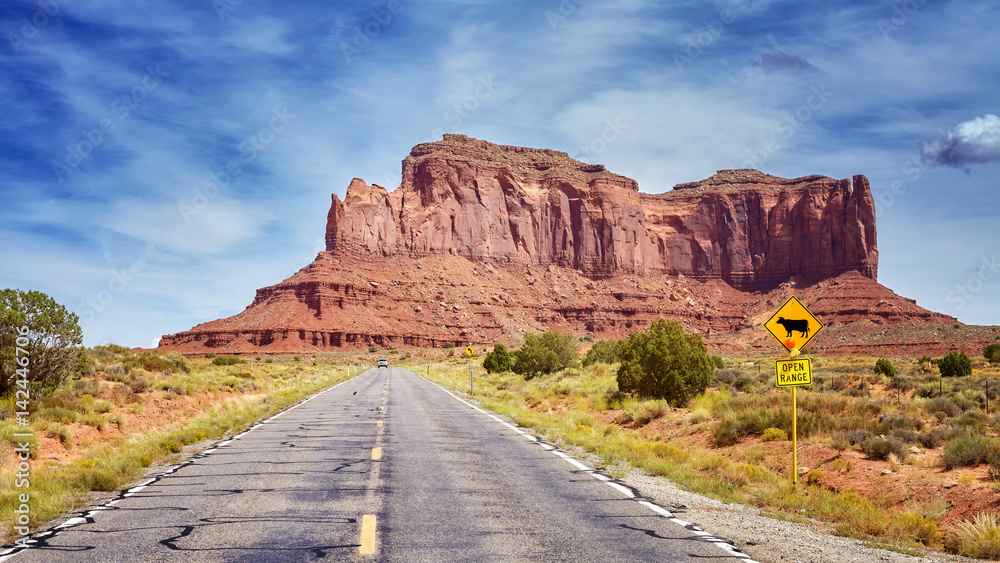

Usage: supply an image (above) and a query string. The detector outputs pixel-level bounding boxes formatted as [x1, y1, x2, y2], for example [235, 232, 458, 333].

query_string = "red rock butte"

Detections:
[160, 134, 967, 356]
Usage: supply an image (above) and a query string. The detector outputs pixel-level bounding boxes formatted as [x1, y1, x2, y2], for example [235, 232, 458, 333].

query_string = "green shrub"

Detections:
[616, 319, 712, 407]
[710, 355, 725, 370]
[512, 331, 578, 378]
[582, 339, 623, 367]
[873, 358, 897, 377]
[36, 406, 79, 423]
[984, 343, 1000, 365]
[939, 351, 972, 377]
[212, 355, 245, 366]
[761, 427, 787, 442]
[204, 352, 216, 359]
[45, 422, 74, 448]
[946, 513, 1000, 559]
[862, 436, 907, 461]
[942, 433, 999, 469]
[482, 344, 514, 374]
[899, 512, 942, 546]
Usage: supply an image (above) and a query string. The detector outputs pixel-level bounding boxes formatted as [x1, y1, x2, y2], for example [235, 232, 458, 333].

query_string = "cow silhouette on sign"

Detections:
[776, 317, 809, 339]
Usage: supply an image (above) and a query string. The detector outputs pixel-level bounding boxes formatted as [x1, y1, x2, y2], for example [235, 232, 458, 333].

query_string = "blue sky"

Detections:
[0, 0, 997, 348]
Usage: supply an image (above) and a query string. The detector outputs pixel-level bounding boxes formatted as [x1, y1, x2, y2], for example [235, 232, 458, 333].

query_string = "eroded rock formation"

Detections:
[160, 135, 957, 356]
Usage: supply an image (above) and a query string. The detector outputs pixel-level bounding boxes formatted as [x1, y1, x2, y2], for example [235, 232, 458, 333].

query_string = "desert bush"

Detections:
[712, 393, 787, 446]
[45, 422, 74, 448]
[36, 406, 79, 424]
[876, 414, 923, 435]
[925, 397, 961, 418]
[939, 351, 972, 378]
[806, 469, 823, 486]
[710, 355, 725, 370]
[512, 330, 578, 378]
[917, 428, 948, 449]
[617, 319, 712, 407]
[712, 367, 742, 385]
[204, 352, 216, 359]
[945, 513, 1000, 559]
[941, 433, 999, 469]
[0, 289, 86, 395]
[862, 436, 907, 461]
[761, 427, 787, 442]
[899, 512, 942, 546]
[984, 343, 1000, 365]
[731, 375, 758, 393]
[482, 344, 513, 374]
[582, 339, 623, 367]
[873, 358, 898, 377]
[212, 356, 245, 366]
[80, 413, 108, 431]
[950, 411, 987, 433]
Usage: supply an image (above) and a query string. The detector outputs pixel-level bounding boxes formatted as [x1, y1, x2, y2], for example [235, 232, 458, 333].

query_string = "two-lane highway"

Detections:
[4, 368, 748, 562]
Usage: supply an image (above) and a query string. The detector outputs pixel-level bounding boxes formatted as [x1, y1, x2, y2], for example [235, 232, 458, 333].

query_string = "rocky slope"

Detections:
[160, 135, 962, 355]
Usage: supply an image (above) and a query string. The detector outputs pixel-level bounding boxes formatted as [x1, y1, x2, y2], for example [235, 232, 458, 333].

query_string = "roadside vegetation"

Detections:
[408, 331, 1000, 559]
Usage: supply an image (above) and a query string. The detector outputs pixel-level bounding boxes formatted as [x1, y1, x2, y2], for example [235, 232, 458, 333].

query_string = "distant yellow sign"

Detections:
[764, 296, 823, 352]
[465, 346, 475, 357]
[775, 358, 812, 387]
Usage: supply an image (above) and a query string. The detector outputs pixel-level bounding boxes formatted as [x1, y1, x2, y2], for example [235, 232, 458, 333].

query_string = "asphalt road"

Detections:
[5, 368, 747, 562]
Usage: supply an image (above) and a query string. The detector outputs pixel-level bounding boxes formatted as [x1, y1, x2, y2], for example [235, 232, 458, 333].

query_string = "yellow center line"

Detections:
[376, 421, 383, 427]
[371, 447, 382, 460]
[358, 514, 377, 555]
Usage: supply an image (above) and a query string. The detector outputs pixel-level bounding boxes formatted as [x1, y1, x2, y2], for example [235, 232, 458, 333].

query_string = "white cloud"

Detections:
[920, 114, 1000, 167]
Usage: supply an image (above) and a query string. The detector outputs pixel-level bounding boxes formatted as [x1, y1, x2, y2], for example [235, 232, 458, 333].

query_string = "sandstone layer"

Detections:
[160, 135, 962, 356]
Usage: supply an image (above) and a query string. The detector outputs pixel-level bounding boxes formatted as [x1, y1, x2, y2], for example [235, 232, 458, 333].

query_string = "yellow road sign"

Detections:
[775, 358, 812, 387]
[764, 296, 823, 352]
[465, 346, 475, 357]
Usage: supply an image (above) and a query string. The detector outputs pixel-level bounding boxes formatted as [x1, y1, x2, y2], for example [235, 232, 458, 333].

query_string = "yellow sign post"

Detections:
[465, 346, 475, 395]
[764, 296, 822, 485]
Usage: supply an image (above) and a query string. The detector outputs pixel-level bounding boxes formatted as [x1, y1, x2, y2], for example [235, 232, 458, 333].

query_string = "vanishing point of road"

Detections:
[4, 367, 749, 562]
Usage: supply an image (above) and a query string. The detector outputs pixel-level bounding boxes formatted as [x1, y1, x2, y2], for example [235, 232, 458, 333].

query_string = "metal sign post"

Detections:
[765, 296, 823, 485]
[465, 346, 475, 395]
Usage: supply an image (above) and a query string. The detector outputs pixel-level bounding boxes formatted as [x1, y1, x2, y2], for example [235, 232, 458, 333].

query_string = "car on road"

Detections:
[378, 358, 388, 368]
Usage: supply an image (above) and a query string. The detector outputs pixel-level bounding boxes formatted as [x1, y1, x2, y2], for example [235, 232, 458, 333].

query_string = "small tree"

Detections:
[710, 355, 725, 370]
[482, 344, 513, 374]
[512, 330, 578, 378]
[616, 319, 712, 407]
[985, 344, 1000, 366]
[0, 289, 86, 395]
[939, 351, 972, 378]
[873, 358, 898, 377]
[582, 339, 623, 367]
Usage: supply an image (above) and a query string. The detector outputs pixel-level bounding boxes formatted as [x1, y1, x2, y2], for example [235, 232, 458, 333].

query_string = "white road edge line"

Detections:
[0, 373, 360, 562]
[419, 374, 758, 563]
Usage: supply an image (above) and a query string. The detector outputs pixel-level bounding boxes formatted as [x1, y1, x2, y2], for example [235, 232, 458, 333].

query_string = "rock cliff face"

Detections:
[326, 134, 878, 291]
[159, 135, 959, 356]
